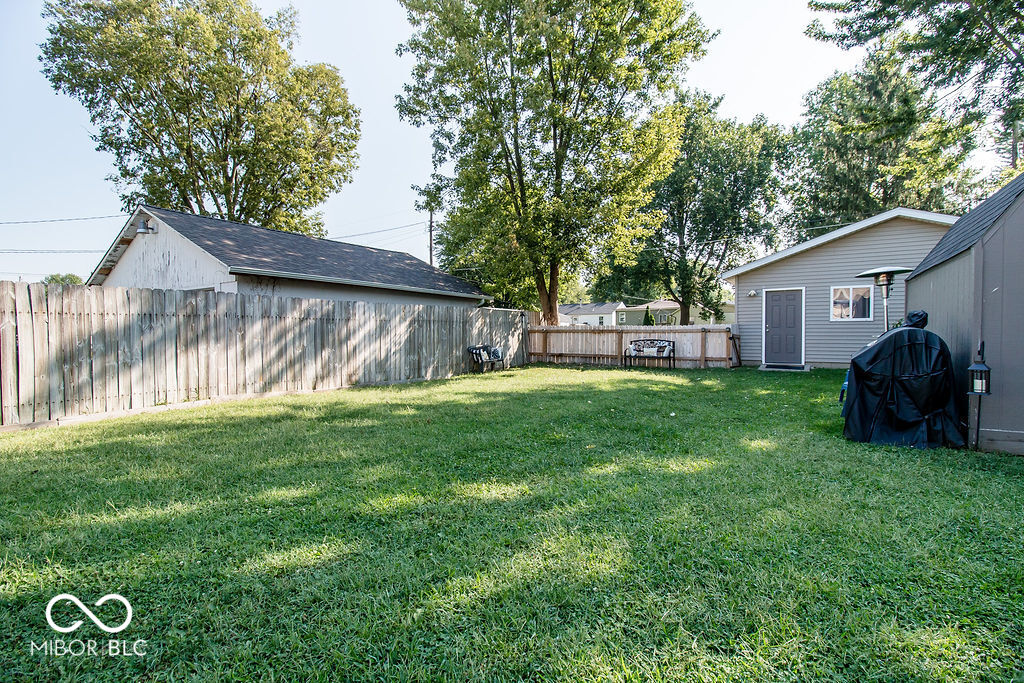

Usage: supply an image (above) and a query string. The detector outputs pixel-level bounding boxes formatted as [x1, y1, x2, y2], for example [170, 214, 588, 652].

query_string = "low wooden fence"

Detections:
[0, 281, 526, 429]
[528, 325, 739, 368]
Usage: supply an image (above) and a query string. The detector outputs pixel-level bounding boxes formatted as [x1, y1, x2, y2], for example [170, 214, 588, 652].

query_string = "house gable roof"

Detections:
[622, 299, 680, 311]
[720, 208, 958, 280]
[558, 302, 625, 315]
[88, 205, 489, 301]
[908, 172, 1024, 280]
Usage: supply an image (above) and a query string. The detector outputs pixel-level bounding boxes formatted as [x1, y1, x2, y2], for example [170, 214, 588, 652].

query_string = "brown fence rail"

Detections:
[0, 282, 526, 430]
[528, 325, 738, 368]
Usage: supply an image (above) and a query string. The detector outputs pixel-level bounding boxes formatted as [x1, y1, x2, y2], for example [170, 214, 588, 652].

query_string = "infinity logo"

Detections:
[45, 594, 133, 634]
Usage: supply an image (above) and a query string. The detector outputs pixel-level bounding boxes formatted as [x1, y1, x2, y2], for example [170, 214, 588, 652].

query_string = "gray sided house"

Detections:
[618, 299, 736, 326]
[87, 206, 490, 306]
[557, 302, 626, 326]
[906, 172, 1024, 454]
[721, 208, 957, 369]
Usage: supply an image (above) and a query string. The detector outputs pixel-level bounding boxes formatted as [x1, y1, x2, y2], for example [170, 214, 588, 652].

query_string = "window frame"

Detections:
[829, 284, 874, 322]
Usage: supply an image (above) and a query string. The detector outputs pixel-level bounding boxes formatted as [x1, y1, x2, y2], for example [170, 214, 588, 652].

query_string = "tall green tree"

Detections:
[41, 273, 83, 286]
[597, 93, 786, 324]
[588, 246, 668, 304]
[41, 0, 361, 237]
[808, 0, 1024, 153]
[786, 45, 979, 241]
[397, 0, 709, 323]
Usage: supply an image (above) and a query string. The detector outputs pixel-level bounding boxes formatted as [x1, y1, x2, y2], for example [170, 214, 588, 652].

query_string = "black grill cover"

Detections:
[841, 320, 964, 449]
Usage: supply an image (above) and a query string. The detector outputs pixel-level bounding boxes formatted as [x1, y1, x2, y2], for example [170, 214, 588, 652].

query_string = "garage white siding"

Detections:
[103, 221, 235, 292]
[234, 275, 482, 307]
[731, 217, 951, 367]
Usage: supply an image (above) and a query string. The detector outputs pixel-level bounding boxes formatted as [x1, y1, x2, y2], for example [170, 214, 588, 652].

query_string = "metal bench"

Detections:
[623, 339, 675, 368]
[467, 344, 503, 373]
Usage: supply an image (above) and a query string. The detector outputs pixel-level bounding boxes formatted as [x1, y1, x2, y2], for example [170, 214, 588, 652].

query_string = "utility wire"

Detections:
[0, 249, 104, 254]
[328, 220, 425, 240]
[0, 214, 128, 225]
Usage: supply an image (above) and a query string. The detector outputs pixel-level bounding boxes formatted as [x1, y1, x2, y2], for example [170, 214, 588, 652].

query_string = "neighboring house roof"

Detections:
[88, 205, 489, 300]
[622, 299, 681, 311]
[908, 172, 1024, 280]
[558, 302, 625, 315]
[720, 208, 958, 280]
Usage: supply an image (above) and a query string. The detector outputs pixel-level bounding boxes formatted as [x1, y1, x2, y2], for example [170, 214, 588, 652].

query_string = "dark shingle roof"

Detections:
[141, 206, 486, 299]
[558, 302, 624, 315]
[908, 173, 1024, 280]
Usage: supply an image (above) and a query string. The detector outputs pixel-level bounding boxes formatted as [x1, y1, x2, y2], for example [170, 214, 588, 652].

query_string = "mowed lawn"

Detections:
[1, 366, 1022, 681]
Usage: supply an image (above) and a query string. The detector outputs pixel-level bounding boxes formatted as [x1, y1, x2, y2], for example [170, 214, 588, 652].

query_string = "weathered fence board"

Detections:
[0, 282, 527, 429]
[528, 325, 738, 369]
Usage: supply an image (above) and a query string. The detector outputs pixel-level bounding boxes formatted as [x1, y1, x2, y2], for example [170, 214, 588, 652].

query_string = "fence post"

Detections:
[0, 281, 16, 425]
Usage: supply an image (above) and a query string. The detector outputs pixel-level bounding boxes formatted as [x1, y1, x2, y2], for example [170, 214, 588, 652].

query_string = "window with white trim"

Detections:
[830, 286, 873, 321]
[618, 312, 626, 323]
[598, 316, 605, 326]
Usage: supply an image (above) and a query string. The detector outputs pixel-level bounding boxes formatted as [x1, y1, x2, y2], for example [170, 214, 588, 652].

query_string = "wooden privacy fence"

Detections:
[0, 281, 526, 429]
[528, 325, 739, 368]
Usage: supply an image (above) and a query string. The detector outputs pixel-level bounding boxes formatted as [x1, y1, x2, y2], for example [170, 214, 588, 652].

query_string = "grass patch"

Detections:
[1, 365, 1022, 681]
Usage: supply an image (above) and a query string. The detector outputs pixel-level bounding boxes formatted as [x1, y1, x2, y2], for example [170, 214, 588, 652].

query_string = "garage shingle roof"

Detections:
[558, 302, 624, 315]
[140, 206, 487, 299]
[908, 172, 1024, 280]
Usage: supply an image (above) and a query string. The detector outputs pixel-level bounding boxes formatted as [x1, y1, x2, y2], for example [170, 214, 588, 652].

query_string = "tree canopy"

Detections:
[42, 273, 83, 286]
[595, 93, 786, 323]
[808, 0, 1024, 141]
[785, 44, 979, 241]
[41, 0, 361, 237]
[397, 0, 710, 323]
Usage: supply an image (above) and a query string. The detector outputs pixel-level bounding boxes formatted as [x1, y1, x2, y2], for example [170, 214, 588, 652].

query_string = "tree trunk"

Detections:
[536, 260, 560, 325]
[674, 298, 691, 325]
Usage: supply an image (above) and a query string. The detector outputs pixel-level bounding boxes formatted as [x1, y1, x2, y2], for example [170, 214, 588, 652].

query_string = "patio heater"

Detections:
[855, 266, 914, 331]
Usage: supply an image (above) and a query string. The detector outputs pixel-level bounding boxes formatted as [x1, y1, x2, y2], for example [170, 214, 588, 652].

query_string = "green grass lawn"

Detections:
[1, 366, 1022, 681]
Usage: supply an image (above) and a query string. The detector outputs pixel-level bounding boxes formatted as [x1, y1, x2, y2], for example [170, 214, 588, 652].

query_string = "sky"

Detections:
[0, 0, 874, 282]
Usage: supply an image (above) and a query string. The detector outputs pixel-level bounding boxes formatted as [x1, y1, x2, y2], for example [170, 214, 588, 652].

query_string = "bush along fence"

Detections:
[527, 325, 740, 368]
[0, 281, 526, 430]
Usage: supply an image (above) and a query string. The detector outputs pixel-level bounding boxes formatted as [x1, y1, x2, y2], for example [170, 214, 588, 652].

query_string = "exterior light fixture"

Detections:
[967, 342, 992, 450]
[855, 266, 914, 330]
[747, 290, 758, 297]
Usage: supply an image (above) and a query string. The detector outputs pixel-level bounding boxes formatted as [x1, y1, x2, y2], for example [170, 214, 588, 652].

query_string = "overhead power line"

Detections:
[0, 249, 105, 254]
[0, 214, 128, 225]
[328, 220, 426, 240]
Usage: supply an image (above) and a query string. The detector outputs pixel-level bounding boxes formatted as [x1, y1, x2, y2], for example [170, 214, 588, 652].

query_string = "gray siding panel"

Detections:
[978, 196, 1024, 452]
[906, 249, 974, 404]
[733, 218, 949, 366]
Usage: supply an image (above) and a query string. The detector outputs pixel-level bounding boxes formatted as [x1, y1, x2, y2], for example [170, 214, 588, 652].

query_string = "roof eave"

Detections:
[227, 266, 492, 302]
[86, 205, 147, 286]
[720, 208, 958, 280]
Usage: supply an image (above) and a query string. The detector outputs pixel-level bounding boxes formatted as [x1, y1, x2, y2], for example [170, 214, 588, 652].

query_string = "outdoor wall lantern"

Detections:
[747, 290, 758, 297]
[967, 342, 992, 450]
[855, 266, 914, 330]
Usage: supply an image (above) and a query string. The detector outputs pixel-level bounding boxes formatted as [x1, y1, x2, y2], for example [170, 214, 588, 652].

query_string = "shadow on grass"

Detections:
[1, 365, 1022, 680]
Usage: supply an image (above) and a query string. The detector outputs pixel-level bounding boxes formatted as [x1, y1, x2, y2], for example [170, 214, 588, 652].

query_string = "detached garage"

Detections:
[721, 208, 957, 369]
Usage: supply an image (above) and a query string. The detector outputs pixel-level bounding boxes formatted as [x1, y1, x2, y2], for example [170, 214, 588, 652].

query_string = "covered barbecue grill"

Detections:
[841, 311, 964, 449]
